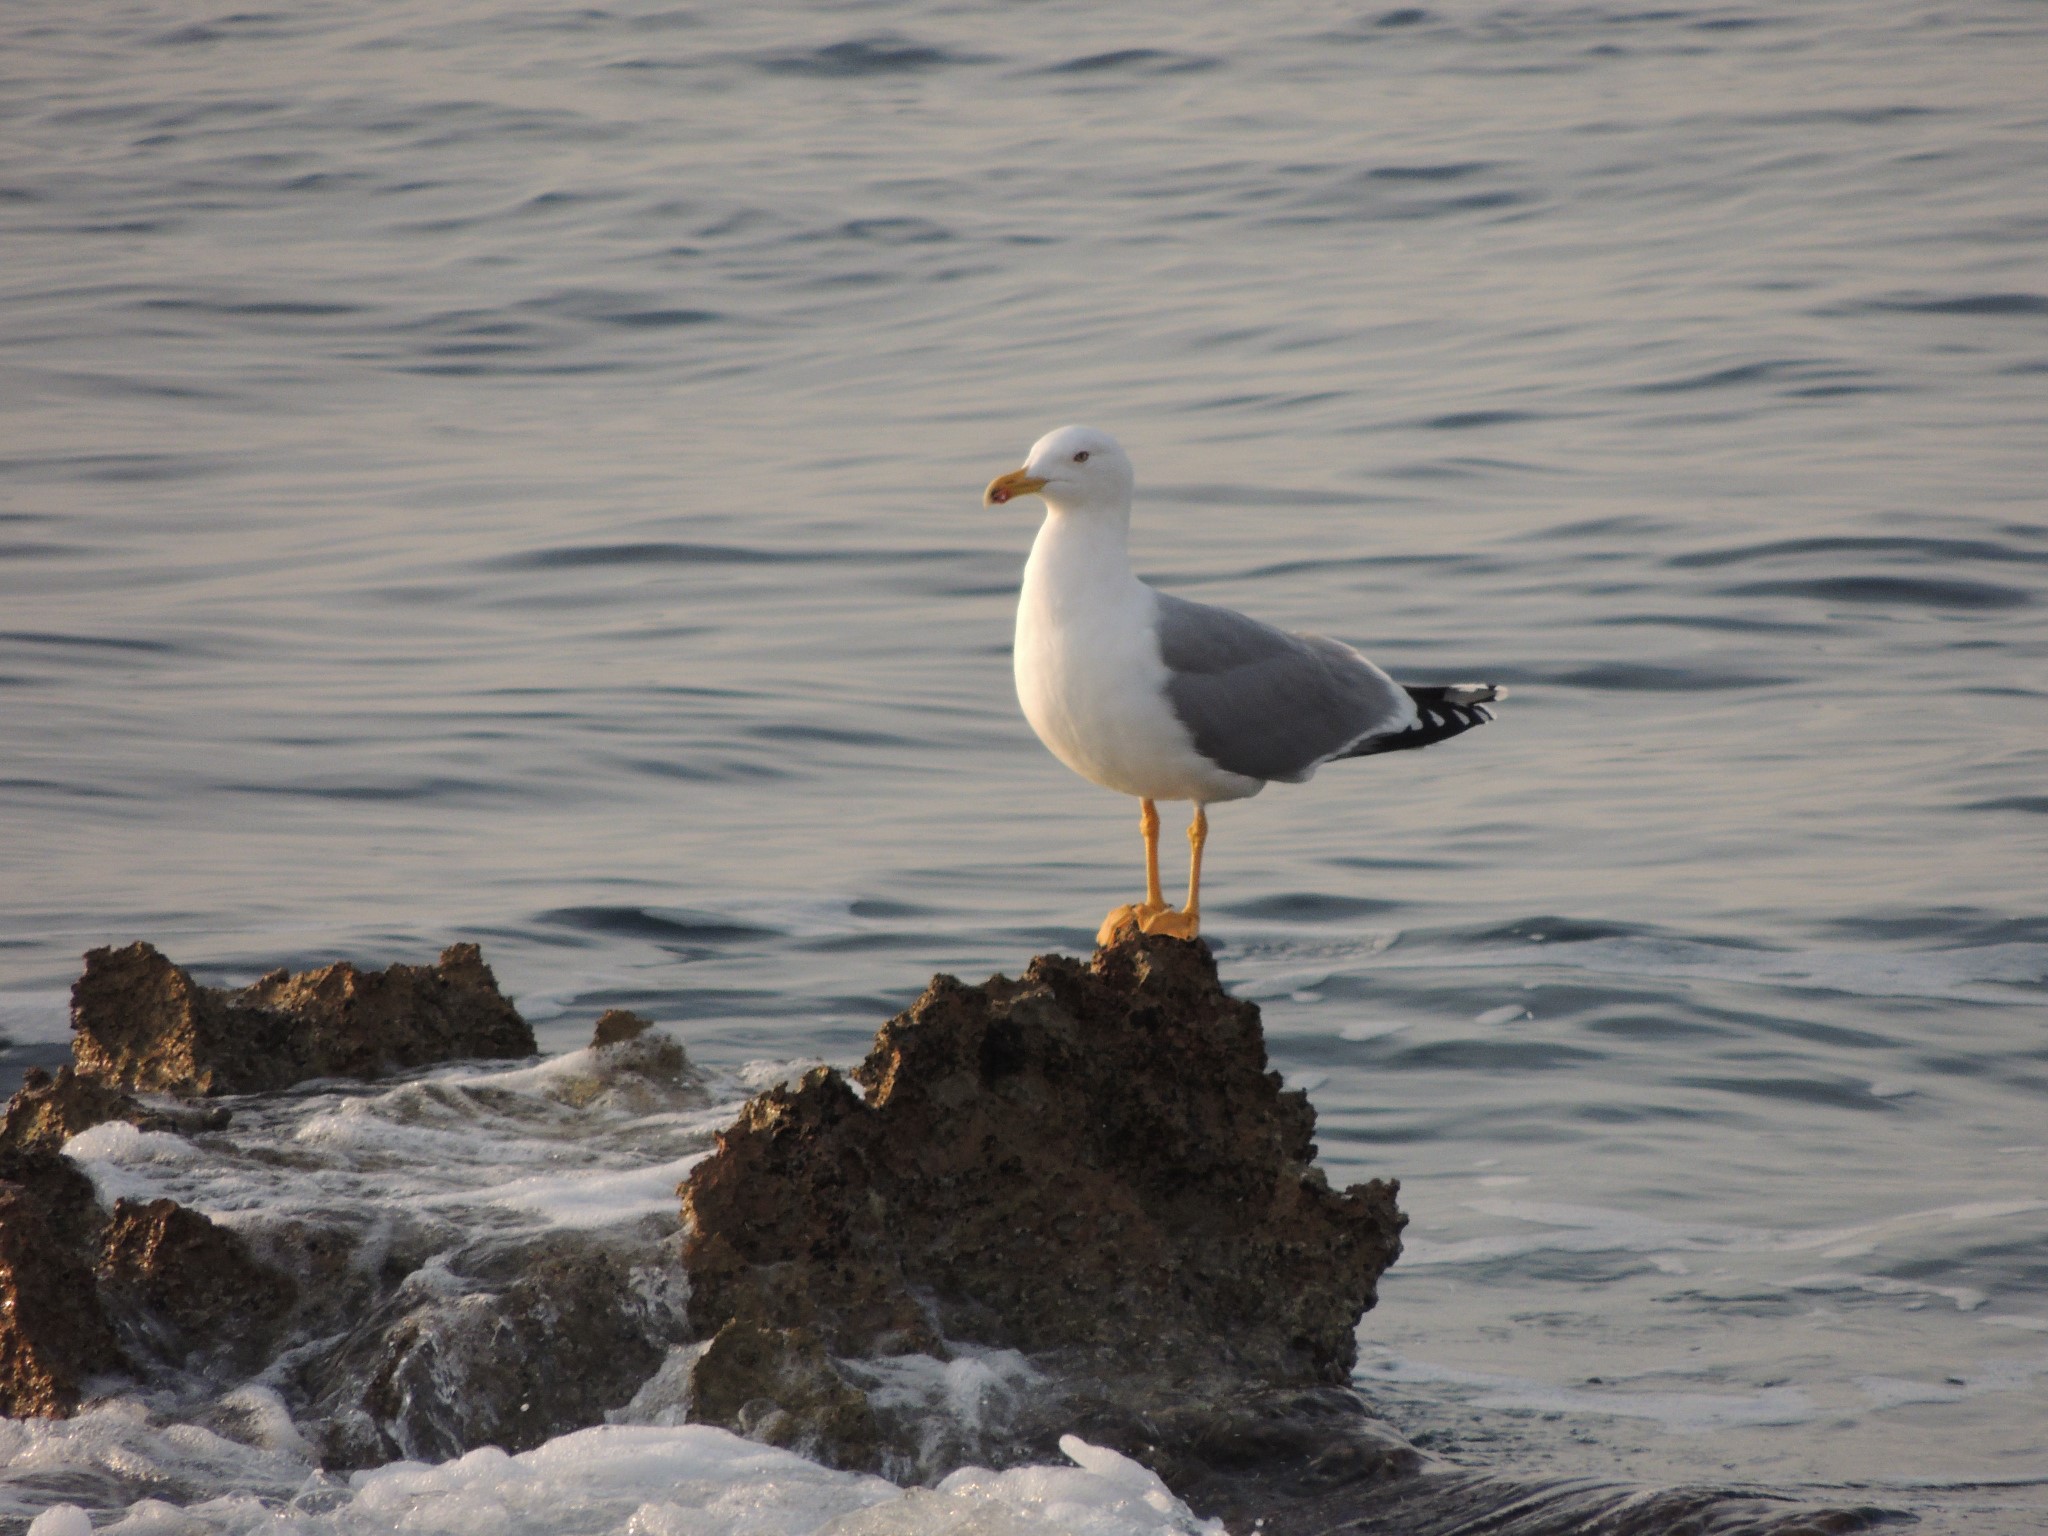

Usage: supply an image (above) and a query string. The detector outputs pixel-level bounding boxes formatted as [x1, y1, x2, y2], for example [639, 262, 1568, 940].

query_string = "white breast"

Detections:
[1013, 513, 1264, 805]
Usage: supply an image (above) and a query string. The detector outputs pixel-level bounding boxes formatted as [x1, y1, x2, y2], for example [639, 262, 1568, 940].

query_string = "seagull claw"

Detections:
[1097, 902, 1171, 947]
[1137, 907, 1200, 941]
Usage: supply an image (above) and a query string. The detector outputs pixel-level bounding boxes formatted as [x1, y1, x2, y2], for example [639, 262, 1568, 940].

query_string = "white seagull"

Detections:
[984, 424, 1505, 945]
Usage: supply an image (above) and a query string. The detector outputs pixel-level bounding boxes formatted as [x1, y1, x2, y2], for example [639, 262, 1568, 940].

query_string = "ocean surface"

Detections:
[2, 0, 2045, 1530]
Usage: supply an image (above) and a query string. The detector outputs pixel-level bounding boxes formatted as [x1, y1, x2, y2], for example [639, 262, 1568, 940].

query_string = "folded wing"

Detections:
[1153, 591, 1416, 784]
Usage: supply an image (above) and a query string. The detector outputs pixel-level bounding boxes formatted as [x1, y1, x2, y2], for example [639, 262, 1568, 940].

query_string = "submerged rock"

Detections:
[540, 1010, 706, 1113]
[687, 1318, 881, 1467]
[97, 1198, 298, 1378]
[307, 1238, 690, 1467]
[680, 934, 1407, 1476]
[70, 940, 534, 1096]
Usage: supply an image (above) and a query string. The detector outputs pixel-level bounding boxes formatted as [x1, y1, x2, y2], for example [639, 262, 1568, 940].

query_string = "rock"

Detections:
[587, 1011, 697, 1094]
[679, 933, 1406, 1474]
[70, 941, 535, 1096]
[0, 1148, 122, 1418]
[0, 1150, 311, 1418]
[96, 1198, 298, 1376]
[590, 1008, 654, 1047]
[312, 1241, 688, 1466]
[537, 1011, 704, 1114]
[0, 1066, 229, 1155]
[687, 1319, 880, 1466]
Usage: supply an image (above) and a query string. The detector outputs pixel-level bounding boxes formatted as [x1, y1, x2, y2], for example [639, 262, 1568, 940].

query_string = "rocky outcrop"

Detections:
[1, 938, 537, 1424]
[0, 1151, 303, 1419]
[0, 931, 1895, 1535]
[70, 941, 533, 1096]
[679, 934, 1407, 1475]
[0, 1066, 230, 1155]
[0, 1149, 122, 1418]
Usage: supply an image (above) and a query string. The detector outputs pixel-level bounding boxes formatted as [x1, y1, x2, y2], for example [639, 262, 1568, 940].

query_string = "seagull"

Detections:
[984, 424, 1504, 946]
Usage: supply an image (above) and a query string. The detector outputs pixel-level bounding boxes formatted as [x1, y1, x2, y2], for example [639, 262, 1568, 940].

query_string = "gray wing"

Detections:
[1153, 590, 1415, 783]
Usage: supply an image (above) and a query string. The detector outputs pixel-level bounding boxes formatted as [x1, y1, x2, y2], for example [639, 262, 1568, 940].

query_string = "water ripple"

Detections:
[752, 36, 984, 77]
[1719, 576, 2032, 611]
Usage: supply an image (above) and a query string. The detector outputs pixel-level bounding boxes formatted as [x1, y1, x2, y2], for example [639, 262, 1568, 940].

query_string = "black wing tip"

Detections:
[1340, 683, 1503, 760]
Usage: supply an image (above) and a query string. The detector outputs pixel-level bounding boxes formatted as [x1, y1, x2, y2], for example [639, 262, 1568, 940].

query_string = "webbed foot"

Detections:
[1098, 902, 1171, 946]
[1137, 907, 1200, 941]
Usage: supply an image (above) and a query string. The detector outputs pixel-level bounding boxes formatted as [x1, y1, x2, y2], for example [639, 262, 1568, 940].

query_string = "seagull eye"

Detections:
[1073, 450, 1090, 463]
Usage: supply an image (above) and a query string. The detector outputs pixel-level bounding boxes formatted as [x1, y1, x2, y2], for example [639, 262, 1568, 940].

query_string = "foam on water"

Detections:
[61, 1049, 738, 1237]
[8, 1426, 1218, 1536]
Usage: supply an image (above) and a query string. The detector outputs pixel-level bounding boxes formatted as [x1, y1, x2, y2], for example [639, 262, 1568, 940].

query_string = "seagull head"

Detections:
[984, 425, 1134, 516]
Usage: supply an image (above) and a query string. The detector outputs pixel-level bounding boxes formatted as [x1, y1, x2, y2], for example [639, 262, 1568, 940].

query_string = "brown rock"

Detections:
[680, 934, 1406, 1469]
[539, 1012, 702, 1112]
[97, 1198, 297, 1372]
[0, 1149, 122, 1417]
[71, 941, 535, 1096]
[590, 1009, 654, 1047]
[1, 1066, 229, 1155]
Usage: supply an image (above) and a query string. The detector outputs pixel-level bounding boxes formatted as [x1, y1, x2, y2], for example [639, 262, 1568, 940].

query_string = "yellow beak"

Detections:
[983, 468, 1048, 506]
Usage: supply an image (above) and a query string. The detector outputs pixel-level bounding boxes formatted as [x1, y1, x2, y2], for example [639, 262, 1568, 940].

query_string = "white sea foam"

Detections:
[1337, 1018, 1409, 1042]
[823, 1436, 1223, 1535]
[58, 1051, 762, 1236]
[448, 1153, 712, 1229]
[12, 1424, 1217, 1536]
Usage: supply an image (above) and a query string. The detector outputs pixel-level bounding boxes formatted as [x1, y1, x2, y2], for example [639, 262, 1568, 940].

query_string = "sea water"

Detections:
[2, 0, 2045, 1530]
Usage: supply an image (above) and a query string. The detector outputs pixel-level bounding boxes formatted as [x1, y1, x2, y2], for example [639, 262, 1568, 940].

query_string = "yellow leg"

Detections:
[1142, 798, 1165, 910]
[1096, 799, 1173, 945]
[1139, 806, 1206, 940]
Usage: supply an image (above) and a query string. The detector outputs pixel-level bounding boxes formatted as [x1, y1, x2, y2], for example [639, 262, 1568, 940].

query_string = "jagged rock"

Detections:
[96, 1198, 297, 1375]
[70, 941, 535, 1096]
[590, 1008, 655, 1047]
[314, 1242, 687, 1466]
[680, 934, 1407, 1472]
[0, 1066, 229, 1155]
[0, 1149, 121, 1418]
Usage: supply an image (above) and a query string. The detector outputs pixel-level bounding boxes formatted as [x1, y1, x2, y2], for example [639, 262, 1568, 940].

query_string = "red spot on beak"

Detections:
[990, 487, 1011, 503]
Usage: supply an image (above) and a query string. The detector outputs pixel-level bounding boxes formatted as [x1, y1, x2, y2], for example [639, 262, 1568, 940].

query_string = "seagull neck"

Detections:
[1026, 505, 1139, 604]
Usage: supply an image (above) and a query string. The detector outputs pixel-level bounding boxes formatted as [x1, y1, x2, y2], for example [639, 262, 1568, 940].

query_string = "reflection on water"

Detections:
[2, 0, 2045, 1528]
